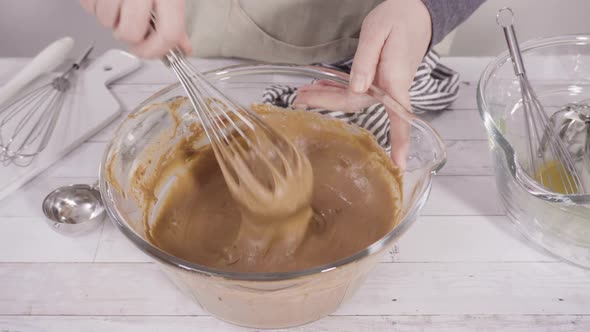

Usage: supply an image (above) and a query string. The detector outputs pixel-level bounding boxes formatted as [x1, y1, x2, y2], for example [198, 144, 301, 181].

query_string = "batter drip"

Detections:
[125, 101, 403, 273]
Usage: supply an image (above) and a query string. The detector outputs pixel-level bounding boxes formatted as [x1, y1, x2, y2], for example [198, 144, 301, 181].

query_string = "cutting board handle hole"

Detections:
[103, 65, 113, 71]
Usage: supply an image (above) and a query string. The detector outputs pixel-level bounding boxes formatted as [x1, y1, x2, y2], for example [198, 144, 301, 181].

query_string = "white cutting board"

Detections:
[0, 49, 141, 201]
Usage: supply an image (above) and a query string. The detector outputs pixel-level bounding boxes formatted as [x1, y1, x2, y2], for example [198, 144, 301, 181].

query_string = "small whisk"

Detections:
[0, 44, 94, 167]
[150, 16, 311, 212]
[497, 8, 584, 194]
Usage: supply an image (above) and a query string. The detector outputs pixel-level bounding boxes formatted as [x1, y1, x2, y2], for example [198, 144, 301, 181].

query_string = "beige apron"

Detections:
[185, 0, 383, 64]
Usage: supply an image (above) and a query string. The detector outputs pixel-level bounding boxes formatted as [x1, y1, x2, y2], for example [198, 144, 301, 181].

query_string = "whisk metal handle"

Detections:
[497, 7, 526, 76]
[161, 48, 185, 68]
[72, 44, 94, 70]
[59, 43, 95, 79]
[146, 13, 185, 68]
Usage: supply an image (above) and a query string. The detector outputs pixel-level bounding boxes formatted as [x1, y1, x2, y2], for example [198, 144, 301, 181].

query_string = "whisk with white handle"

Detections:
[0, 37, 74, 108]
[497, 8, 584, 195]
[0, 44, 94, 167]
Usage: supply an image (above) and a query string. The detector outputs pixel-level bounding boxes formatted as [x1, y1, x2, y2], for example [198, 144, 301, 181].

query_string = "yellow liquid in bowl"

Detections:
[535, 160, 579, 195]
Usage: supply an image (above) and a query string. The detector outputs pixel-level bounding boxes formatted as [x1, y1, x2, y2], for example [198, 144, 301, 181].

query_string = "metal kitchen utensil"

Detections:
[0, 44, 94, 167]
[0, 37, 74, 108]
[152, 15, 311, 209]
[42, 183, 105, 236]
[540, 103, 590, 171]
[497, 7, 584, 194]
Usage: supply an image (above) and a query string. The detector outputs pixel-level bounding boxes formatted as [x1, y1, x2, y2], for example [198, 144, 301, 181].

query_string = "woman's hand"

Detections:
[295, 79, 413, 169]
[297, 0, 432, 168]
[350, 0, 432, 105]
[79, 0, 192, 58]
[353, 0, 432, 168]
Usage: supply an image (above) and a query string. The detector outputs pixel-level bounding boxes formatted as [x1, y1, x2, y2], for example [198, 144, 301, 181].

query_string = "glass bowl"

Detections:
[478, 35, 590, 269]
[99, 64, 446, 328]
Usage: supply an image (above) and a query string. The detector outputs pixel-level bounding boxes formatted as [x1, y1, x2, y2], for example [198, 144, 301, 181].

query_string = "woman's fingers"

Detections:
[295, 87, 378, 113]
[375, 30, 418, 105]
[388, 111, 410, 170]
[155, 0, 187, 48]
[307, 79, 348, 90]
[95, 0, 122, 28]
[130, 0, 188, 58]
[296, 81, 409, 168]
[114, 0, 152, 44]
[79, 0, 96, 14]
[81, 0, 190, 59]
[180, 33, 193, 55]
[353, 0, 432, 167]
[349, 9, 388, 93]
[298, 84, 345, 93]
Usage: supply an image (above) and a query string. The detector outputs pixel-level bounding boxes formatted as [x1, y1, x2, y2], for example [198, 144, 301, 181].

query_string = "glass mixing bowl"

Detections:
[100, 64, 446, 328]
[478, 35, 590, 269]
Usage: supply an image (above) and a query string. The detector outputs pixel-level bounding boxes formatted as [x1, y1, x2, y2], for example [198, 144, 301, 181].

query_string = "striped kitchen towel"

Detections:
[262, 51, 459, 150]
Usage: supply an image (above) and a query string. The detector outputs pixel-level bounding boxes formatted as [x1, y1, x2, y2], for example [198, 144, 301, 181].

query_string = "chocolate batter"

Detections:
[125, 101, 403, 273]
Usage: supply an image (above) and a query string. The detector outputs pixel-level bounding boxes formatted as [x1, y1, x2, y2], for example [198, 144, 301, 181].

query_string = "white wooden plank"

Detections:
[393, 216, 555, 263]
[439, 140, 494, 176]
[424, 176, 504, 216]
[0, 177, 96, 218]
[335, 262, 590, 316]
[94, 220, 152, 263]
[0, 217, 103, 262]
[441, 57, 493, 83]
[1, 315, 588, 332]
[423, 108, 486, 140]
[0, 263, 203, 316]
[2, 262, 589, 316]
[42, 143, 105, 178]
[447, 81, 478, 111]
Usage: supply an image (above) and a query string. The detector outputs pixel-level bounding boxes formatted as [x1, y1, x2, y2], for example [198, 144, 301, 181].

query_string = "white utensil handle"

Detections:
[0, 36, 74, 107]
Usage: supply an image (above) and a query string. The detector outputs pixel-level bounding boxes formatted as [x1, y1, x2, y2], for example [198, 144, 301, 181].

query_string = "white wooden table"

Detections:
[1, 57, 589, 332]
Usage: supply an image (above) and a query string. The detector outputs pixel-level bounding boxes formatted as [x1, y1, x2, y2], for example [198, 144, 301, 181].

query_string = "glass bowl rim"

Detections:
[477, 33, 590, 203]
[99, 63, 441, 281]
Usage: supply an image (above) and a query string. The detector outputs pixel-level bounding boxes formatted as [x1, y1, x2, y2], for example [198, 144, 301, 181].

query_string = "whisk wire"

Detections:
[168, 59, 245, 186]
[0, 43, 93, 166]
[18, 89, 62, 152]
[532, 93, 581, 194]
[166, 52, 298, 194]
[1, 84, 53, 155]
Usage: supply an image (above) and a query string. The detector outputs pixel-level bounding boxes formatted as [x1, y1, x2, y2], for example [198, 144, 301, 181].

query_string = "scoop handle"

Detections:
[0, 36, 74, 107]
